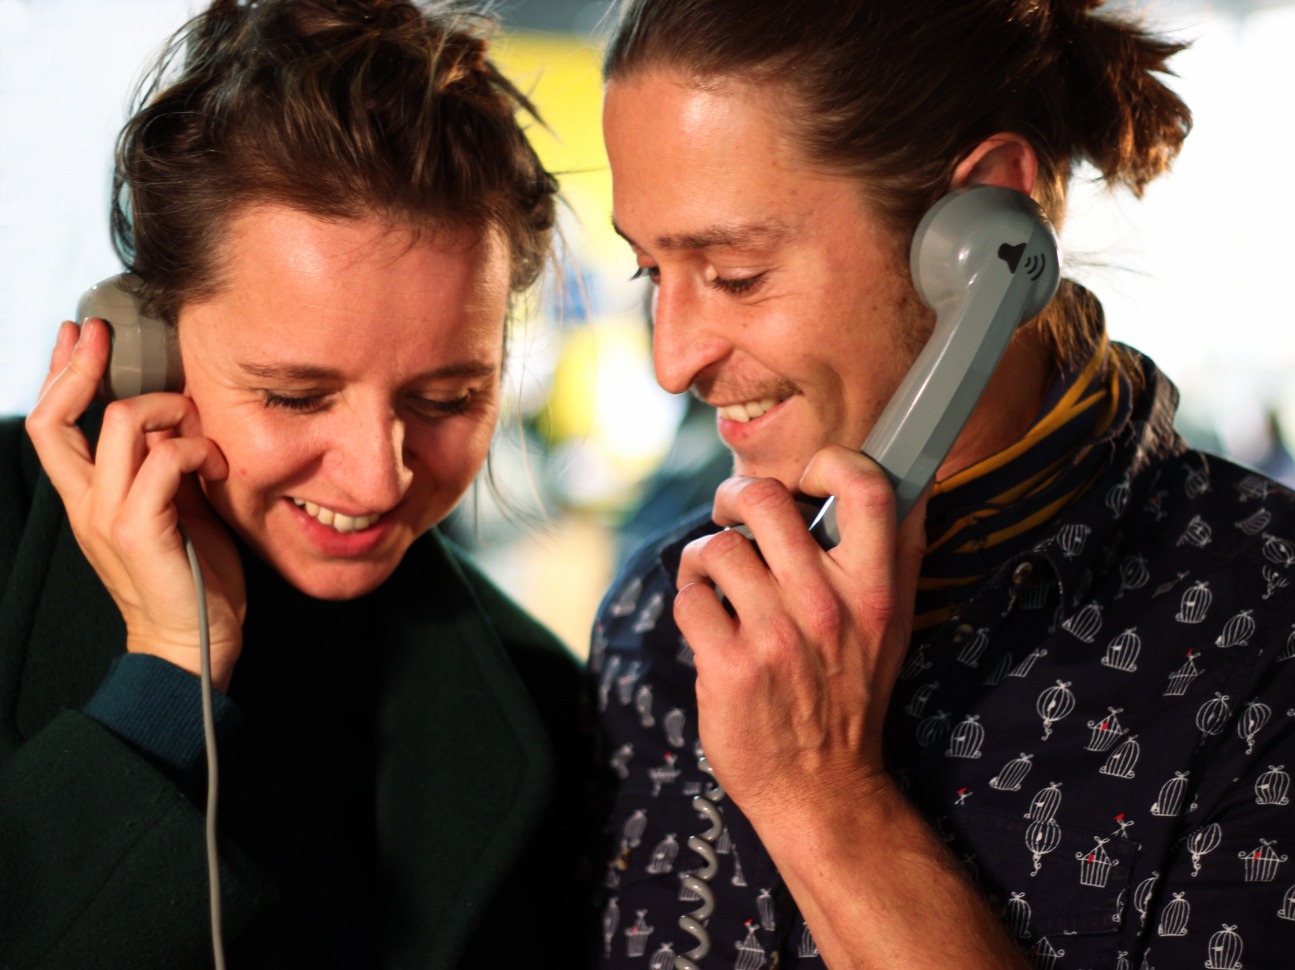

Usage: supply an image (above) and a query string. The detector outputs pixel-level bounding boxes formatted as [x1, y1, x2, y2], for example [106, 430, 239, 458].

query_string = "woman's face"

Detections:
[178, 204, 511, 600]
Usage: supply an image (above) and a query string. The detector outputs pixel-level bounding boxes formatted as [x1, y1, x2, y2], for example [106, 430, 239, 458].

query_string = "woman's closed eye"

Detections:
[262, 390, 331, 412]
[407, 391, 474, 418]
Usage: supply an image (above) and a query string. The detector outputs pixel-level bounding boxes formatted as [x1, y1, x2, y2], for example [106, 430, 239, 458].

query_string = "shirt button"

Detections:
[953, 623, 976, 642]
[1012, 562, 1034, 585]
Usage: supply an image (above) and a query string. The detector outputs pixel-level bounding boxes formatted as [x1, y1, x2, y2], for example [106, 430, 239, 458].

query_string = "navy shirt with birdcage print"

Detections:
[587, 351, 1295, 970]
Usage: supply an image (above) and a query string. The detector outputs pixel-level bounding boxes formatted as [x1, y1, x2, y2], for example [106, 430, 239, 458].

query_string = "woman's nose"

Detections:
[325, 408, 413, 511]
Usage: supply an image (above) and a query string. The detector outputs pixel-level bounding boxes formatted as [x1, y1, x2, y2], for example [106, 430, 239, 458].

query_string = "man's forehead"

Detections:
[611, 217, 793, 252]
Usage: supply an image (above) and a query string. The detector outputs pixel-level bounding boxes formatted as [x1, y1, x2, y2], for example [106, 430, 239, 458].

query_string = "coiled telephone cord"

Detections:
[675, 756, 726, 970]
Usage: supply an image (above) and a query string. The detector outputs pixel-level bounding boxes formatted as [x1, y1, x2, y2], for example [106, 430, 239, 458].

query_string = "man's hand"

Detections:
[674, 444, 924, 825]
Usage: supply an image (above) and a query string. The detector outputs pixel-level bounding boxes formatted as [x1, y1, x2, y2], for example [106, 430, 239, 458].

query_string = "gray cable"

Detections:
[675, 756, 726, 970]
[180, 527, 227, 970]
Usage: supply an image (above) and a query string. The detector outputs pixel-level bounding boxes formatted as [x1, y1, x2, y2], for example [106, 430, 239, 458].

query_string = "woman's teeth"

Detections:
[292, 499, 380, 534]
[717, 397, 778, 424]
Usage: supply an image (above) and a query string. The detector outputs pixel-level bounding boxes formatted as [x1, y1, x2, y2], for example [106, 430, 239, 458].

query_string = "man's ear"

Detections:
[951, 134, 1038, 195]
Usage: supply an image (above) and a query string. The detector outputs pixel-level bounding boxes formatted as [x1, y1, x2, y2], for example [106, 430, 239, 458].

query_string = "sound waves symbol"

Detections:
[997, 241, 1047, 281]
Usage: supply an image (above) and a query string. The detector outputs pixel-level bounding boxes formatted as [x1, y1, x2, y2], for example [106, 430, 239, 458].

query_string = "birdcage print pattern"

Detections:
[1263, 564, 1290, 600]
[1076, 836, 1120, 888]
[1107, 476, 1132, 516]
[1263, 533, 1295, 567]
[1026, 782, 1064, 821]
[1205, 924, 1244, 969]
[734, 921, 765, 970]
[798, 922, 819, 959]
[946, 714, 986, 759]
[1216, 610, 1256, 649]
[906, 680, 939, 717]
[1164, 650, 1204, 696]
[1133, 871, 1160, 927]
[1063, 601, 1104, 643]
[1100, 628, 1142, 672]
[916, 710, 952, 748]
[1007, 648, 1049, 679]
[1176, 581, 1213, 624]
[1037, 681, 1076, 739]
[1280, 885, 1295, 921]
[1241, 839, 1288, 882]
[1026, 936, 1065, 969]
[635, 684, 654, 728]
[1101, 735, 1141, 780]
[646, 833, 679, 874]
[624, 910, 654, 958]
[650, 753, 680, 795]
[1188, 823, 1223, 877]
[1157, 892, 1190, 936]
[1025, 817, 1062, 877]
[1196, 694, 1232, 738]
[1238, 700, 1272, 755]
[1151, 771, 1191, 817]
[957, 626, 992, 667]
[1057, 523, 1092, 559]
[990, 752, 1035, 792]
[1236, 507, 1273, 534]
[1178, 514, 1213, 548]
[1087, 708, 1129, 752]
[1115, 553, 1151, 598]
[1281, 625, 1295, 662]
[649, 943, 675, 970]
[587, 368, 1295, 970]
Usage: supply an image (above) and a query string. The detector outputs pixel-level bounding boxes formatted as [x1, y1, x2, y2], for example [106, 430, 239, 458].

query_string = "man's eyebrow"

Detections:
[611, 217, 792, 252]
[237, 360, 498, 382]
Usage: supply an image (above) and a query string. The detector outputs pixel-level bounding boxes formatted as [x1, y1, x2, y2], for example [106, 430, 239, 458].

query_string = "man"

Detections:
[588, 1, 1295, 967]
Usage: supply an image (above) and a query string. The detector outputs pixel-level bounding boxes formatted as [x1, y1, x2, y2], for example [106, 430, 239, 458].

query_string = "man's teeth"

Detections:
[717, 397, 778, 424]
[292, 499, 380, 534]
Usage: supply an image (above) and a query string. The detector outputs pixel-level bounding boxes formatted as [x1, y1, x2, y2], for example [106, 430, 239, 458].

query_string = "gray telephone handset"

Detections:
[76, 274, 184, 401]
[807, 184, 1060, 545]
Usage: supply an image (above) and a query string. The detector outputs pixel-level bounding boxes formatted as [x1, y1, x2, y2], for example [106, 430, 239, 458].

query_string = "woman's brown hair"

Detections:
[604, 0, 1192, 369]
[113, 0, 557, 326]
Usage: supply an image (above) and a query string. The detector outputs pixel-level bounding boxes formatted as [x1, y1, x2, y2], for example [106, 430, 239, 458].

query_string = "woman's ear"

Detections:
[951, 134, 1038, 196]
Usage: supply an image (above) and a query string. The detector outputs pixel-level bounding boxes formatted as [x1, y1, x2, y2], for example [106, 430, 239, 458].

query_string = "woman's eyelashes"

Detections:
[262, 390, 328, 412]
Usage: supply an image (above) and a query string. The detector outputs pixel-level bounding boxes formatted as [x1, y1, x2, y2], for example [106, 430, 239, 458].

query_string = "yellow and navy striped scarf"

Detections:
[915, 337, 1133, 630]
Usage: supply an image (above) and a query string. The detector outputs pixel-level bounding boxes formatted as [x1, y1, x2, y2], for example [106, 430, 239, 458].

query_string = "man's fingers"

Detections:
[800, 445, 900, 581]
[709, 475, 825, 578]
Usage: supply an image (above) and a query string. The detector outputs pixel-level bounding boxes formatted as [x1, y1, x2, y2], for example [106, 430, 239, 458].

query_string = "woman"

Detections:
[590, 1, 1295, 968]
[1, 1, 587, 967]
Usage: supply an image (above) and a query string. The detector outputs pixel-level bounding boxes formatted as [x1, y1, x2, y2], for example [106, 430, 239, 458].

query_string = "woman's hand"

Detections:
[26, 319, 246, 690]
[673, 445, 927, 825]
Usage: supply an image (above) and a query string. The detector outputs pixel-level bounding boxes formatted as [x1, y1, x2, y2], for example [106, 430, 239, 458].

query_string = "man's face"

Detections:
[603, 69, 934, 491]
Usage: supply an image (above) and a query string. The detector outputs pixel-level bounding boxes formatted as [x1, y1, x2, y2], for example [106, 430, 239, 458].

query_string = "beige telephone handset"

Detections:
[73, 274, 226, 968]
[76, 274, 184, 401]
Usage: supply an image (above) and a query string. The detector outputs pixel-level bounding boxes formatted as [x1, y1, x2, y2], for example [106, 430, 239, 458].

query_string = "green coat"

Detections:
[0, 414, 592, 969]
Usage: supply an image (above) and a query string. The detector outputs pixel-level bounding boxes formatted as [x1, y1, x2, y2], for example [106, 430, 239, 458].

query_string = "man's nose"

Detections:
[651, 279, 730, 395]
[325, 406, 413, 511]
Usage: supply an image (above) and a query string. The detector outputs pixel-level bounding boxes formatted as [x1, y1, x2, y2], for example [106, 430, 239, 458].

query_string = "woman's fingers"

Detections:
[90, 393, 207, 525]
[26, 319, 112, 502]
